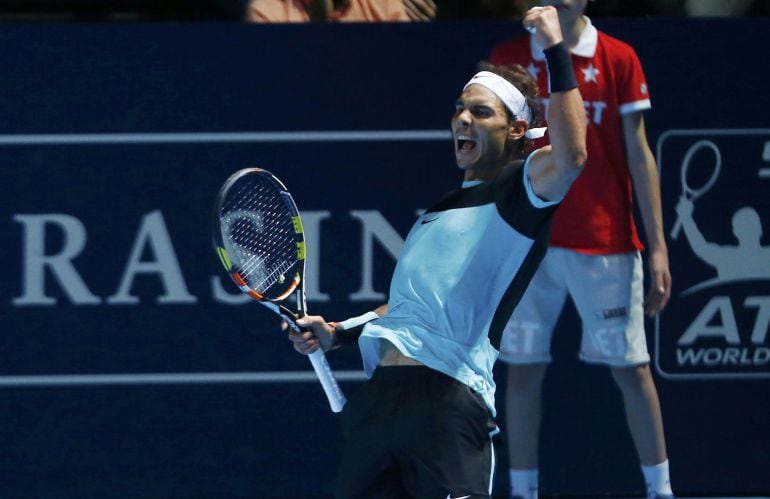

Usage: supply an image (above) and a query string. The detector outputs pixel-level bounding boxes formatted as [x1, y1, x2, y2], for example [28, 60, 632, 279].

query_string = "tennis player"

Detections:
[287, 6, 586, 498]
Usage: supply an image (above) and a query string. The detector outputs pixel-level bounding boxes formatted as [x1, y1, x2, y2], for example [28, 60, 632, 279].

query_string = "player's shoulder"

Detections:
[495, 158, 526, 183]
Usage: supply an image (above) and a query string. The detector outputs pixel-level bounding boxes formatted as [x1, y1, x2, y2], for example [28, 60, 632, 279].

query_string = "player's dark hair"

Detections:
[476, 61, 541, 158]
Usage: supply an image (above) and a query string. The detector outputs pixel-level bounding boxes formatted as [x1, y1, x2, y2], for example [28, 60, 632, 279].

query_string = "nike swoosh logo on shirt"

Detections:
[421, 217, 439, 225]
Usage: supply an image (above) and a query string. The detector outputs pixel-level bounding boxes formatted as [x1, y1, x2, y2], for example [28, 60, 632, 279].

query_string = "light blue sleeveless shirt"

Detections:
[358, 156, 559, 416]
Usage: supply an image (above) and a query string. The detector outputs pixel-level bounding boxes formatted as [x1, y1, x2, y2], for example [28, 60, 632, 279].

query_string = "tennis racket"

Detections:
[212, 168, 346, 413]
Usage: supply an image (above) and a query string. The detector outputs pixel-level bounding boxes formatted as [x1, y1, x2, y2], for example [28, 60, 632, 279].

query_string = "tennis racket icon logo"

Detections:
[670, 140, 721, 240]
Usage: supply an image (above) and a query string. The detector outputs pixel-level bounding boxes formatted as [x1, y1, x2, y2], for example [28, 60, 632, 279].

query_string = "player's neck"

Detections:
[464, 162, 506, 182]
[464, 170, 494, 182]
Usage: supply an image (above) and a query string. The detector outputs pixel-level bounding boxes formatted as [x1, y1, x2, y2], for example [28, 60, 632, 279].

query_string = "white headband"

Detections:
[463, 71, 547, 139]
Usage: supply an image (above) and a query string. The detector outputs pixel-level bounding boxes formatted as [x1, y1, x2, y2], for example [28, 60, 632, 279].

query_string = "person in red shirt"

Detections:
[489, 1, 674, 499]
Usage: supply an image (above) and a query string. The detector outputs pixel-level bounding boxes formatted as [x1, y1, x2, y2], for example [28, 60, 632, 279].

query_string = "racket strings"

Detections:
[220, 177, 300, 295]
[245, 259, 295, 294]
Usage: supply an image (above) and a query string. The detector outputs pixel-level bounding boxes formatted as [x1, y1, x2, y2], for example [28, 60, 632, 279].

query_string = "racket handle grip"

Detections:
[308, 349, 347, 413]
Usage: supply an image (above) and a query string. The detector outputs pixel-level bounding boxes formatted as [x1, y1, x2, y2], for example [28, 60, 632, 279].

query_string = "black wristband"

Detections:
[543, 42, 578, 94]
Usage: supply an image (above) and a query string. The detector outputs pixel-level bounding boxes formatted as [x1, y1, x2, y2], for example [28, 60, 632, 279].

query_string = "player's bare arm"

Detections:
[524, 6, 587, 201]
[285, 304, 388, 354]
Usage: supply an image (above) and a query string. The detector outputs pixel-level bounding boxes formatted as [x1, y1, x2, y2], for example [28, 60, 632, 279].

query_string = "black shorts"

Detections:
[336, 365, 499, 499]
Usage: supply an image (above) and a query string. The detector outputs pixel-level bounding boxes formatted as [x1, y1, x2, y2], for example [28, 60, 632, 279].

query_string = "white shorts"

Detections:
[499, 248, 650, 367]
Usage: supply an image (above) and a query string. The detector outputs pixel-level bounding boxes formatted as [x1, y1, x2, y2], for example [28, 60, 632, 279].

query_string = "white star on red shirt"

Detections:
[581, 63, 600, 83]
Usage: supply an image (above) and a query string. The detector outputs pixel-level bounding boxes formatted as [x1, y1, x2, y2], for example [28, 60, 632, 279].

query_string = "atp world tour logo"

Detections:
[656, 130, 770, 379]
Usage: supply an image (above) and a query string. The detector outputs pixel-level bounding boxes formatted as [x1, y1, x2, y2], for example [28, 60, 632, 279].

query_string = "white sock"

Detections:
[641, 459, 673, 496]
[509, 468, 538, 499]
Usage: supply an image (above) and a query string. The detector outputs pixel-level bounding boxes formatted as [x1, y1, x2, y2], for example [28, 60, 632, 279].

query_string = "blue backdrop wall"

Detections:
[0, 18, 768, 498]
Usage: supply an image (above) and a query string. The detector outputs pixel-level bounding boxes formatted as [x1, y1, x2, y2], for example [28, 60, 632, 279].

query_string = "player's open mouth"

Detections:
[457, 135, 477, 151]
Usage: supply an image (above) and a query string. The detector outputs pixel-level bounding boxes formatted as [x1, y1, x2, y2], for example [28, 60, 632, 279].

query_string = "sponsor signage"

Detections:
[0, 132, 451, 381]
[656, 129, 770, 379]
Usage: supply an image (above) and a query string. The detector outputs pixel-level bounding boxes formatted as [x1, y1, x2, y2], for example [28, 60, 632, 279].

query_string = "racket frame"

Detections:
[213, 168, 346, 413]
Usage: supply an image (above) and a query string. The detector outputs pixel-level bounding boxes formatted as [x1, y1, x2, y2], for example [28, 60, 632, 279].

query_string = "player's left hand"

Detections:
[523, 6, 563, 49]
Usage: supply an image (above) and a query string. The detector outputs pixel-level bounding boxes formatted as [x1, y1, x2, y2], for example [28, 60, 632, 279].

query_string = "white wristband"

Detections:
[339, 311, 380, 331]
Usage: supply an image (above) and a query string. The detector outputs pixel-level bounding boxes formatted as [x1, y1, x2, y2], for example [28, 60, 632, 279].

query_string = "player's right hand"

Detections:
[282, 314, 335, 354]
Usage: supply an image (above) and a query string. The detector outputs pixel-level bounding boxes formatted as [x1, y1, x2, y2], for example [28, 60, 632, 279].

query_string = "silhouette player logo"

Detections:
[656, 131, 770, 379]
[671, 140, 770, 296]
